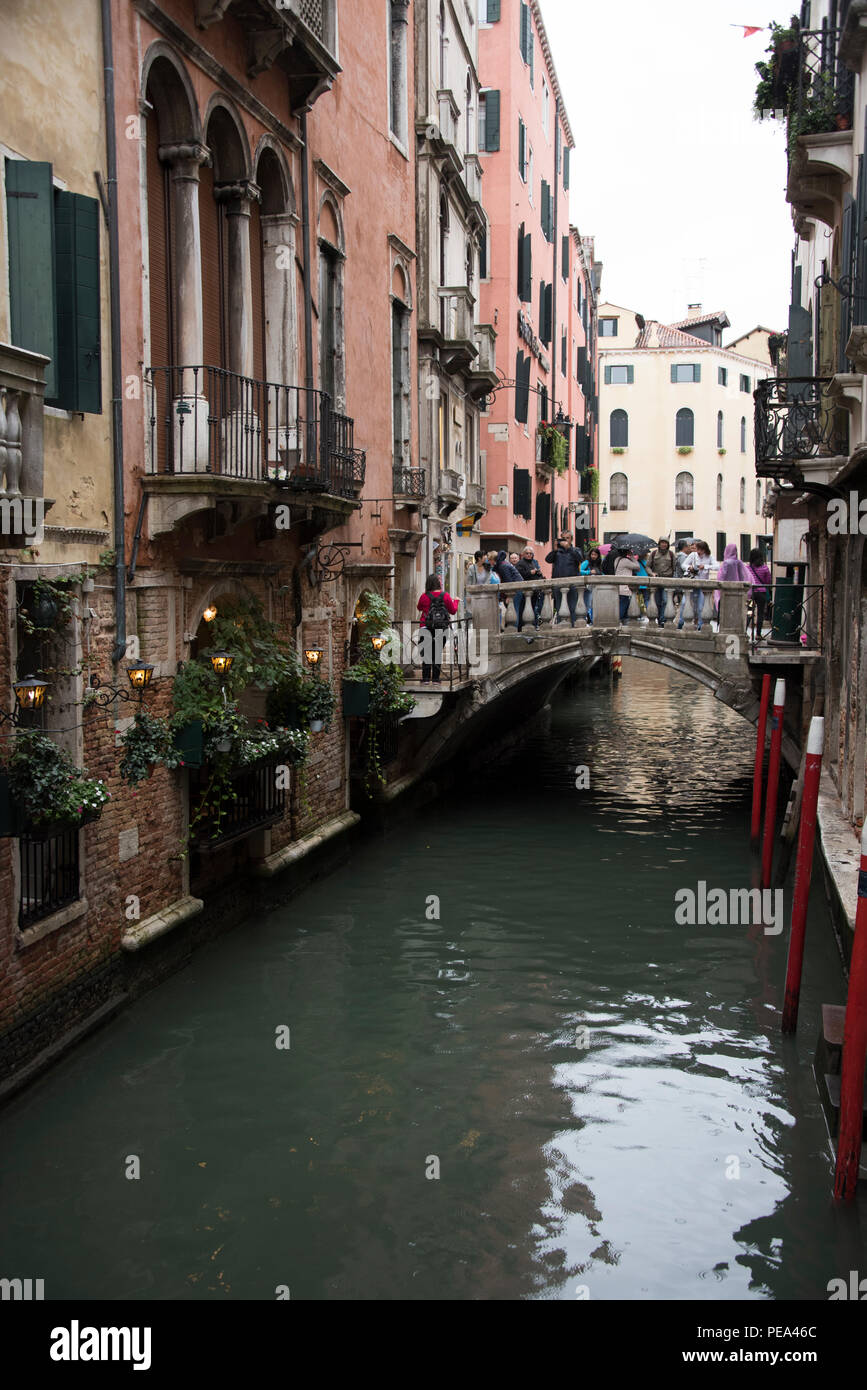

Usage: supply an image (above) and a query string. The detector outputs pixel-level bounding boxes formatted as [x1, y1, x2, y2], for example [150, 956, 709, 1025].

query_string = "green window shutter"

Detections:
[518, 119, 525, 178]
[670, 364, 678, 383]
[515, 352, 530, 424]
[563, 146, 570, 190]
[627, 366, 634, 384]
[544, 283, 552, 344]
[528, 23, 535, 85]
[694, 364, 701, 383]
[604, 365, 612, 385]
[53, 191, 101, 413]
[487, 0, 501, 19]
[5, 159, 57, 399]
[485, 90, 500, 151]
[520, 3, 530, 61]
[539, 280, 546, 339]
[522, 231, 532, 302]
[562, 234, 569, 281]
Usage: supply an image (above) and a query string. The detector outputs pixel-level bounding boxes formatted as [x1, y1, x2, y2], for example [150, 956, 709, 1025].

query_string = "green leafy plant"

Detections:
[611, 447, 626, 455]
[119, 709, 185, 787]
[344, 593, 414, 793]
[4, 729, 109, 829]
[537, 422, 569, 474]
[305, 676, 336, 729]
[587, 465, 599, 501]
[17, 574, 86, 637]
[677, 446, 694, 455]
[718, 447, 727, 455]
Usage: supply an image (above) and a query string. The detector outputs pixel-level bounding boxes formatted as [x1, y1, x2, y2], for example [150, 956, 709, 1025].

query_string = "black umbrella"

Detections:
[608, 531, 655, 553]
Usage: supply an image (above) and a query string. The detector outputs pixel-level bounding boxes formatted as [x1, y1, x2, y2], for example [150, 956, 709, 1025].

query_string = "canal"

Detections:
[1, 658, 863, 1301]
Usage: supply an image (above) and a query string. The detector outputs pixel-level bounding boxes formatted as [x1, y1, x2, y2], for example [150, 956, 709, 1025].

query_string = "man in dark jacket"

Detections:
[496, 550, 525, 629]
[516, 546, 544, 626]
[545, 533, 583, 624]
[647, 537, 675, 626]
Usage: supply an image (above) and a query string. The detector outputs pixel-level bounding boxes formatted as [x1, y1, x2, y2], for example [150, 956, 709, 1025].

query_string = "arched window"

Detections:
[740, 416, 747, 453]
[610, 472, 628, 510]
[717, 410, 724, 448]
[610, 408, 628, 448]
[739, 477, 746, 513]
[676, 407, 694, 447]
[755, 480, 762, 514]
[675, 471, 694, 509]
[717, 473, 723, 511]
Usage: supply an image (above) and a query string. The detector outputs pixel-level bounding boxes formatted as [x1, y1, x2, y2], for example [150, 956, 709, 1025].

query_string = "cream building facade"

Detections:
[597, 303, 775, 560]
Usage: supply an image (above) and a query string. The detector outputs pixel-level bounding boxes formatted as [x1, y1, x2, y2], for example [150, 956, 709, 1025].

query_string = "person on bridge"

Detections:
[546, 532, 584, 625]
[647, 538, 675, 626]
[677, 541, 712, 631]
[417, 574, 459, 684]
[747, 547, 772, 641]
[715, 542, 752, 620]
[495, 550, 526, 630]
[516, 546, 544, 626]
[580, 545, 603, 624]
[615, 547, 640, 623]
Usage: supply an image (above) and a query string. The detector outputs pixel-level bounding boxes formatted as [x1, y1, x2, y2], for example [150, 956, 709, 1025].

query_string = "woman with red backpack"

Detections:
[417, 574, 459, 684]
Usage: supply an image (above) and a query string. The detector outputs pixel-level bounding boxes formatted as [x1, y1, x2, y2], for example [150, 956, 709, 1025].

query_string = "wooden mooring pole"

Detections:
[834, 824, 867, 1201]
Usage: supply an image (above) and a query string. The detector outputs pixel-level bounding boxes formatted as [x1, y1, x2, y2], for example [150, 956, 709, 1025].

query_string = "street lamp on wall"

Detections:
[0, 674, 50, 726]
[304, 648, 324, 669]
[87, 662, 155, 707]
[209, 651, 234, 677]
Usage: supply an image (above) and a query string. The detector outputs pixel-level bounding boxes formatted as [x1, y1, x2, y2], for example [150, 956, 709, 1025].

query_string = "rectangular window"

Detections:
[563, 145, 570, 190]
[479, 226, 488, 280]
[716, 531, 727, 561]
[392, 299, 410, 467]
[740, 374, 751, 392]
[541, 180, 552, 240]
[517, 223, 532, 302]
[479, 90, 500, 151]
[515, 351, 531, 424]
[535, 488, 551, 543]
[6, 160, 102, 411]
[561, 328, 567, 377]
[671, 363, 701, 383]
[520, 2, 535, 84]
[604, 365, 634, 385]
[599, 318, 618, 337]
[718, 367, 728, 386]
[518, 119, 527, 180]
[513, 465, 532, 520]
[562, 234, 569, 283]
[740, 533, 752, 561]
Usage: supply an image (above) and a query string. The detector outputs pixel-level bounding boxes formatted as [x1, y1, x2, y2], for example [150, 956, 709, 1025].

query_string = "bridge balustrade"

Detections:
[467, 576, 751, 637]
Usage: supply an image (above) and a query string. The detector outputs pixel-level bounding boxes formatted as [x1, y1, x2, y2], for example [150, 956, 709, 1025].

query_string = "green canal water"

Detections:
[1, 658, 864, 1300]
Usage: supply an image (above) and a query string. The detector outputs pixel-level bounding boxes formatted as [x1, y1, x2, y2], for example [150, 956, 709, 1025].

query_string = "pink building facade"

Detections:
[477, 0, 599, 564]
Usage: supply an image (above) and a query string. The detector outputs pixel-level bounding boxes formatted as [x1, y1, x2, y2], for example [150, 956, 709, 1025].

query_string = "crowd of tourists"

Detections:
[415, 536, 772, 678]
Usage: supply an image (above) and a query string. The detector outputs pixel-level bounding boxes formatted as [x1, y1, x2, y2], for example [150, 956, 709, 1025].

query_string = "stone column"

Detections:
[262, 212, 299, 481]
[161, 141, 210, 470]
[216, 180, 261, 383]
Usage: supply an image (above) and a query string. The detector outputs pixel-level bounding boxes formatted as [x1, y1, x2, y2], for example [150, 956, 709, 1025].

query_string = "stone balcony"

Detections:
[787, 129, 854, 231]
[435, 89, 463, 173]
[438, 288, 477, 374]
[0, 342, 53, 547]
[194, 0, 340, 106]
[463, 154, 483, 211]
[466, 323, 498, 401]
[437, 467, 465, 514]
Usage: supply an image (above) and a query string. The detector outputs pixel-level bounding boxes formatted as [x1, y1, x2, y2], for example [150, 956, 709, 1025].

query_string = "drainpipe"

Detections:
[550, 103, 560, 550]
[299, 111, 315, 394]
[100, 0, 127, 664]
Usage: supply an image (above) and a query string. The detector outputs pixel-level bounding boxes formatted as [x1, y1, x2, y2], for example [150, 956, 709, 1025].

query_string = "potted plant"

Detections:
[305, 676, 336, 732]
[537, 422, 569, 474]
[119, 709, 186, 786]
[3, 729, 109, 836]
[677, 446, 693, 455]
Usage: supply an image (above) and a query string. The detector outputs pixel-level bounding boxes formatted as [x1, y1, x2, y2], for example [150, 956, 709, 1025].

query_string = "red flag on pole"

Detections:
[742, 26, 763, 36]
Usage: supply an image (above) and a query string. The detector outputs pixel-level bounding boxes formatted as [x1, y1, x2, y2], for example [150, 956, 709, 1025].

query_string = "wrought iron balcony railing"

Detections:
[754, 376, 849, 475]
[790, 26, 854, 145]
[145, 366, 363, 499]
[393, 467, 426, 501]
[190, 756, 286, 851]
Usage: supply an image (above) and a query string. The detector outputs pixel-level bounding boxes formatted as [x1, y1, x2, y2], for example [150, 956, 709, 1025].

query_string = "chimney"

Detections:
[688, 303, 702, 312]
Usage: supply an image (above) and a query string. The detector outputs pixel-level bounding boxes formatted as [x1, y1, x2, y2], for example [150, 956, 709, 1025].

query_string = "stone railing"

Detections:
[468, 576, 751, 635]
[0, 342, 49, 502]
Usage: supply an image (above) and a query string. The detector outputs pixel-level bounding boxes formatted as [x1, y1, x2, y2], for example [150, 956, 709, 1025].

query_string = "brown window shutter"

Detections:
[250, 198, 266, 386]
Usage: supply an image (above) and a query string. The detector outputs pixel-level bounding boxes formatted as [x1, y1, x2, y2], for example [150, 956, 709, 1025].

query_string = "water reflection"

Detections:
[0, 658, 863, 1299]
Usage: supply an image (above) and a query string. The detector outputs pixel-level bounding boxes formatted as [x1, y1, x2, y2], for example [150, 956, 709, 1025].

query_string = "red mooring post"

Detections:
[781, 716, 825, 1033]
[833, 824, 867, 1201]
[751, 673, 772, 845]
[761, 679, 786, 890]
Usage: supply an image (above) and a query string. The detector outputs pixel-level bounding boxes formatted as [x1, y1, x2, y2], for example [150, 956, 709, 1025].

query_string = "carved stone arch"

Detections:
[203, 94, 253, 184]
[142, 42, 202, 145]
[254, 135, 296, 217]
[318, 190, 345, 254]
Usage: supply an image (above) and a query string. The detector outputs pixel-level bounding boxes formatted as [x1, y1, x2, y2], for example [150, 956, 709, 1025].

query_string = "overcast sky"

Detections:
[542, 0, 801, 342]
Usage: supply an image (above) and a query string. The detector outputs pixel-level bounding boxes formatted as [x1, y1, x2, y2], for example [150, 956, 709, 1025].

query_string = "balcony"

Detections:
[465, 481, 485, 512]
[0, 343, 52, 547]
[435, 90, 463, 172]
[437, 467, 465, 514]
[466, 323, 498, 401]
[438, 288, 477, 374]
[144, 365, 362, 536]
[754, 376, 849, 480]
[189, 755, 286, 851]
[393, 467, 426, 506]
[195, 0, 339, 107]
[463, 154, 483, 211]
[785, 25, 854, 228]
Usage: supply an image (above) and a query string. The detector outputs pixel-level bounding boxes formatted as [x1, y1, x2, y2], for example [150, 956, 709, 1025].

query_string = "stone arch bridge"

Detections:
[384, 577, 815, 798]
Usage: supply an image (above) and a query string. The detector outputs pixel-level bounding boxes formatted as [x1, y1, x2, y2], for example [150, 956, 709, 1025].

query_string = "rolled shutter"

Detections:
[53, 191, 101, 413]
[5, 159, 57, 399]
[485, 90, 500, 151]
